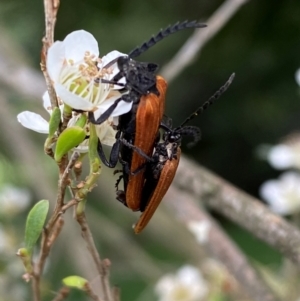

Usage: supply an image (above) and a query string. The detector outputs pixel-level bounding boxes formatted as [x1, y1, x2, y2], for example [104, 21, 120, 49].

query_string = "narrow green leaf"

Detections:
[25, 200, 49, 253]
[54, 126, 86, 162]
[75, 114, 87, 128]
[17, 248, 33, 273]
[63, 275, 88, 290]
[48, 107, 61, 137]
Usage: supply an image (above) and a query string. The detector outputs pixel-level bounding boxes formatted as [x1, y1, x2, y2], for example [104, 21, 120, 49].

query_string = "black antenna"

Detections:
[103, 20, 206, 69]
[179, 73, 235, 128]
[128, 20, 206, 59]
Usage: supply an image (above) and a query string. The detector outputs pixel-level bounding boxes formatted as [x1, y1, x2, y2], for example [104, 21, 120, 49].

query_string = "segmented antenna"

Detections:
[178, 125, 202, 148]
[179, 73, 235, 128]
[128, 20, 206, 59]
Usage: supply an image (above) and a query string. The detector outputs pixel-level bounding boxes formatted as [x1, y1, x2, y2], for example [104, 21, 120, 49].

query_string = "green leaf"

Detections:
[75, 114, 87, 128]
[17, 248, 33, 273]
[25, 200, 49, 253]
[48, 107, 61, 137]
[54, 126, 86, 162]
[63, 276, 88, 290]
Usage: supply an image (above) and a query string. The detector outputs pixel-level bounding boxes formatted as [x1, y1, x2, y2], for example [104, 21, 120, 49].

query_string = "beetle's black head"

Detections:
[163, 126, 201, 148]
[163, 129, 181, 144]
[117, 56, 130, 71]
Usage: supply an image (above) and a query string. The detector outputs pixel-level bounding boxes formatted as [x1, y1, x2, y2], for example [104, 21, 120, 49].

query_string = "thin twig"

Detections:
[165, 187, 281, 301]
[43, 0, 59, 48]
[76, 211, 112, 301]
[33, 216, 65, 301]
[58, 152, 79, 207]
[85, 283, 103, 301]
[45, 152, 79, 234]
[41, 0, 60, 109]
[51, 286, 70, 301]
[47, 216, 65, 248]
[174, 156, 300, 268]
[161, 0, 248, 82]
[112, 287, 120, 301]
[31, 275, 40, 301]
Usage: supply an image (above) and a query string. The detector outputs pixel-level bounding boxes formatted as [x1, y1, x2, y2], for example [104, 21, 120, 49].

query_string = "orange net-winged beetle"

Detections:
[117, 73, 236, 233]
[116, 76, 167, 211]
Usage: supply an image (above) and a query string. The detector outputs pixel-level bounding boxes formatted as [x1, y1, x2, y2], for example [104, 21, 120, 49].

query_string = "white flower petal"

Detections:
[101, 50, 127, 89]
[95, 121, 116, 146]
[187, 220, 211, 244]
[93, 97, 133, 120]
[155, 265, 208, 301]
[267, 145, 294, 169]
[47, 41, 65, 82]
[101, 50, 126, 67]
[17, 111, 49, 134]
[55, 84, 96, 111]
[260, 172, 300, 215]
[111, 99, 133, 116]
[74, 142, 89, 153]
[155, 274, 176, 295]
[43, 91, 65, 116]
[177, 266, 201, 284]
[64, 30, 99, 61]
[42, 91, 52, 114]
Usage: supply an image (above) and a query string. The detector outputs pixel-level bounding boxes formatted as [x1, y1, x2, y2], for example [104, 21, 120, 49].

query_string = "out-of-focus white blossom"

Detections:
[267, 144, 300, 170]
[187, 220, 210, 244]
[155, 265, 208, 301]
[260, 172, 300, 215]
[0, 184, 30, 216]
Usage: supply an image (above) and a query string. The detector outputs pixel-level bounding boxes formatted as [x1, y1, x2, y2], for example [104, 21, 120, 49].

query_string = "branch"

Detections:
[174, 156, 300, 268]
[75, 211, 112, 301]
[165, 187, 280, 301]
[41, 0, 61, 109]
[160, 0, 248, 82]
[51, 286, 70, 301]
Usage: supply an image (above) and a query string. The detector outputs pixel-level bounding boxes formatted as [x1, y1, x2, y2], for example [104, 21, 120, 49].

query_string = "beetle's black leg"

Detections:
[119, 138, 153, 162]
[115, 173, 124, 190]
[88, 97, 125, 125]
[97, 138, 120, 168]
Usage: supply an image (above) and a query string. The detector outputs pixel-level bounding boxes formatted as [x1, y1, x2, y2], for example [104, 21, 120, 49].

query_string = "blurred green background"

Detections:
[0, 0, 300, 300]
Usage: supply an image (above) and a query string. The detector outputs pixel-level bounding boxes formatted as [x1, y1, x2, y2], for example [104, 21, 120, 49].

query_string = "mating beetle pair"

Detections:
[88, 20, 234, 233]
[89, 20, 205, 209]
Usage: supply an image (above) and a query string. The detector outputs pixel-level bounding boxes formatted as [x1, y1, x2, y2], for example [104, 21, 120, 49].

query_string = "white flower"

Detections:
[0, 184, 30, 216]
[46, 30, 131, 120]
[155, 265, 208, 301]
[187, 220, 211, 244]
[260, 172, 300, 215]
[17, 30, 133, 148]
[267, 144, 300, 170]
